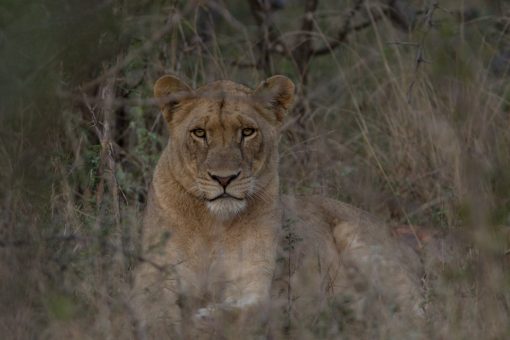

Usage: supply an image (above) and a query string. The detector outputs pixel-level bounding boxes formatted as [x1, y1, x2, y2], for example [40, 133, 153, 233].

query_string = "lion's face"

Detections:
[154, 76, 294, 218]
[170, 95, 273, 218]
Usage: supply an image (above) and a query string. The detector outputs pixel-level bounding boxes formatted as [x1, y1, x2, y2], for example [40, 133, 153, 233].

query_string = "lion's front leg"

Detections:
[192, 260, 275, 338]
[224, 227, 277, 308]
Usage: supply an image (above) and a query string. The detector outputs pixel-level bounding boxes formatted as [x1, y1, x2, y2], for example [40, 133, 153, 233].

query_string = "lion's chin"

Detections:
[206, 198, 246, 219]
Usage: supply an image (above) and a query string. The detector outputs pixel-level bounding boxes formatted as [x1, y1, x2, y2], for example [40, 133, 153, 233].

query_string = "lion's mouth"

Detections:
[208, 193, 244, 202]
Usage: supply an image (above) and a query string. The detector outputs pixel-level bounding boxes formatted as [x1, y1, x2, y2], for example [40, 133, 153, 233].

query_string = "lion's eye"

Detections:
[242, 128, 256, 137]
[191, 129, 206, 138]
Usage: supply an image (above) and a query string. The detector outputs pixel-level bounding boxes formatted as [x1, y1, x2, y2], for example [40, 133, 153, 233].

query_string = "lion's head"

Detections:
[154, 75, 294, 219]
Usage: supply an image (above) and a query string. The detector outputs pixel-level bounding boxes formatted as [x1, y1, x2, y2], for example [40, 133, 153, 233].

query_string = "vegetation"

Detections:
[1, 0, 509, 338]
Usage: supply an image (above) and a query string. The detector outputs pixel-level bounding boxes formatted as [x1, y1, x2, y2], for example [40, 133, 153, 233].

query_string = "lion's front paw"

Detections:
[193, 294, 262, 327]
[192, 305, 220, 331]
[194, 305, 217, 322]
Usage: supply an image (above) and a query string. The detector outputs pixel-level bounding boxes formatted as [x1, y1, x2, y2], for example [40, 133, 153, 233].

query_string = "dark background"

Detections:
[1, 0, 509, 338]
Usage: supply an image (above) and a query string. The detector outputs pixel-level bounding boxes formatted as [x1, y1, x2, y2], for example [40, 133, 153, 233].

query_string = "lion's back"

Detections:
[273, 194, 425, 336]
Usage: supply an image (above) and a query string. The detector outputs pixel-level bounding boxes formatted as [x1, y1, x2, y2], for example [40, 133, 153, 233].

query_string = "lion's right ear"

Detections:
[153, 75, 193, 123]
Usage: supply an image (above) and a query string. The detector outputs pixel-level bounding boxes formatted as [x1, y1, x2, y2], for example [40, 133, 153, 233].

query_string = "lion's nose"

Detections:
[208, 172, 240, 188]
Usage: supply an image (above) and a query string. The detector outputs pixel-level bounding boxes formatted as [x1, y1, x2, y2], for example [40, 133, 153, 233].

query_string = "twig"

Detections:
[406, 0, 438, 103]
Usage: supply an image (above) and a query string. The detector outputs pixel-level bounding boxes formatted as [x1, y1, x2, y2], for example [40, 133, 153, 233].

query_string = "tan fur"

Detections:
[133, 75, 424, 338]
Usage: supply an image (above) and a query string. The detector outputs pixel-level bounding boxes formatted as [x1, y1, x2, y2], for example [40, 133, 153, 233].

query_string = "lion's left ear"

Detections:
[253, 75, 295, 124]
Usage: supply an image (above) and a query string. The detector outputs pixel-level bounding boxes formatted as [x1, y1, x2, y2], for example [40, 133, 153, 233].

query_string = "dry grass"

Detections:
[1, 0, 510, 338]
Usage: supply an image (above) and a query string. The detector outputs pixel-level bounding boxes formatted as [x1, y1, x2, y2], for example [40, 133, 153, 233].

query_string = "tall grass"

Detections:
[1, 0, 509, 338]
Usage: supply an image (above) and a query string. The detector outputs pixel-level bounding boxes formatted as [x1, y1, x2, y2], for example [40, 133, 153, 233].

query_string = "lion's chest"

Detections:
[171, 222, 247, 299]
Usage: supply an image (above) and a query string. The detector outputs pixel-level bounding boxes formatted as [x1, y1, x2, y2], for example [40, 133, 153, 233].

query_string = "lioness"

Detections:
[134, 75, 424, 338]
